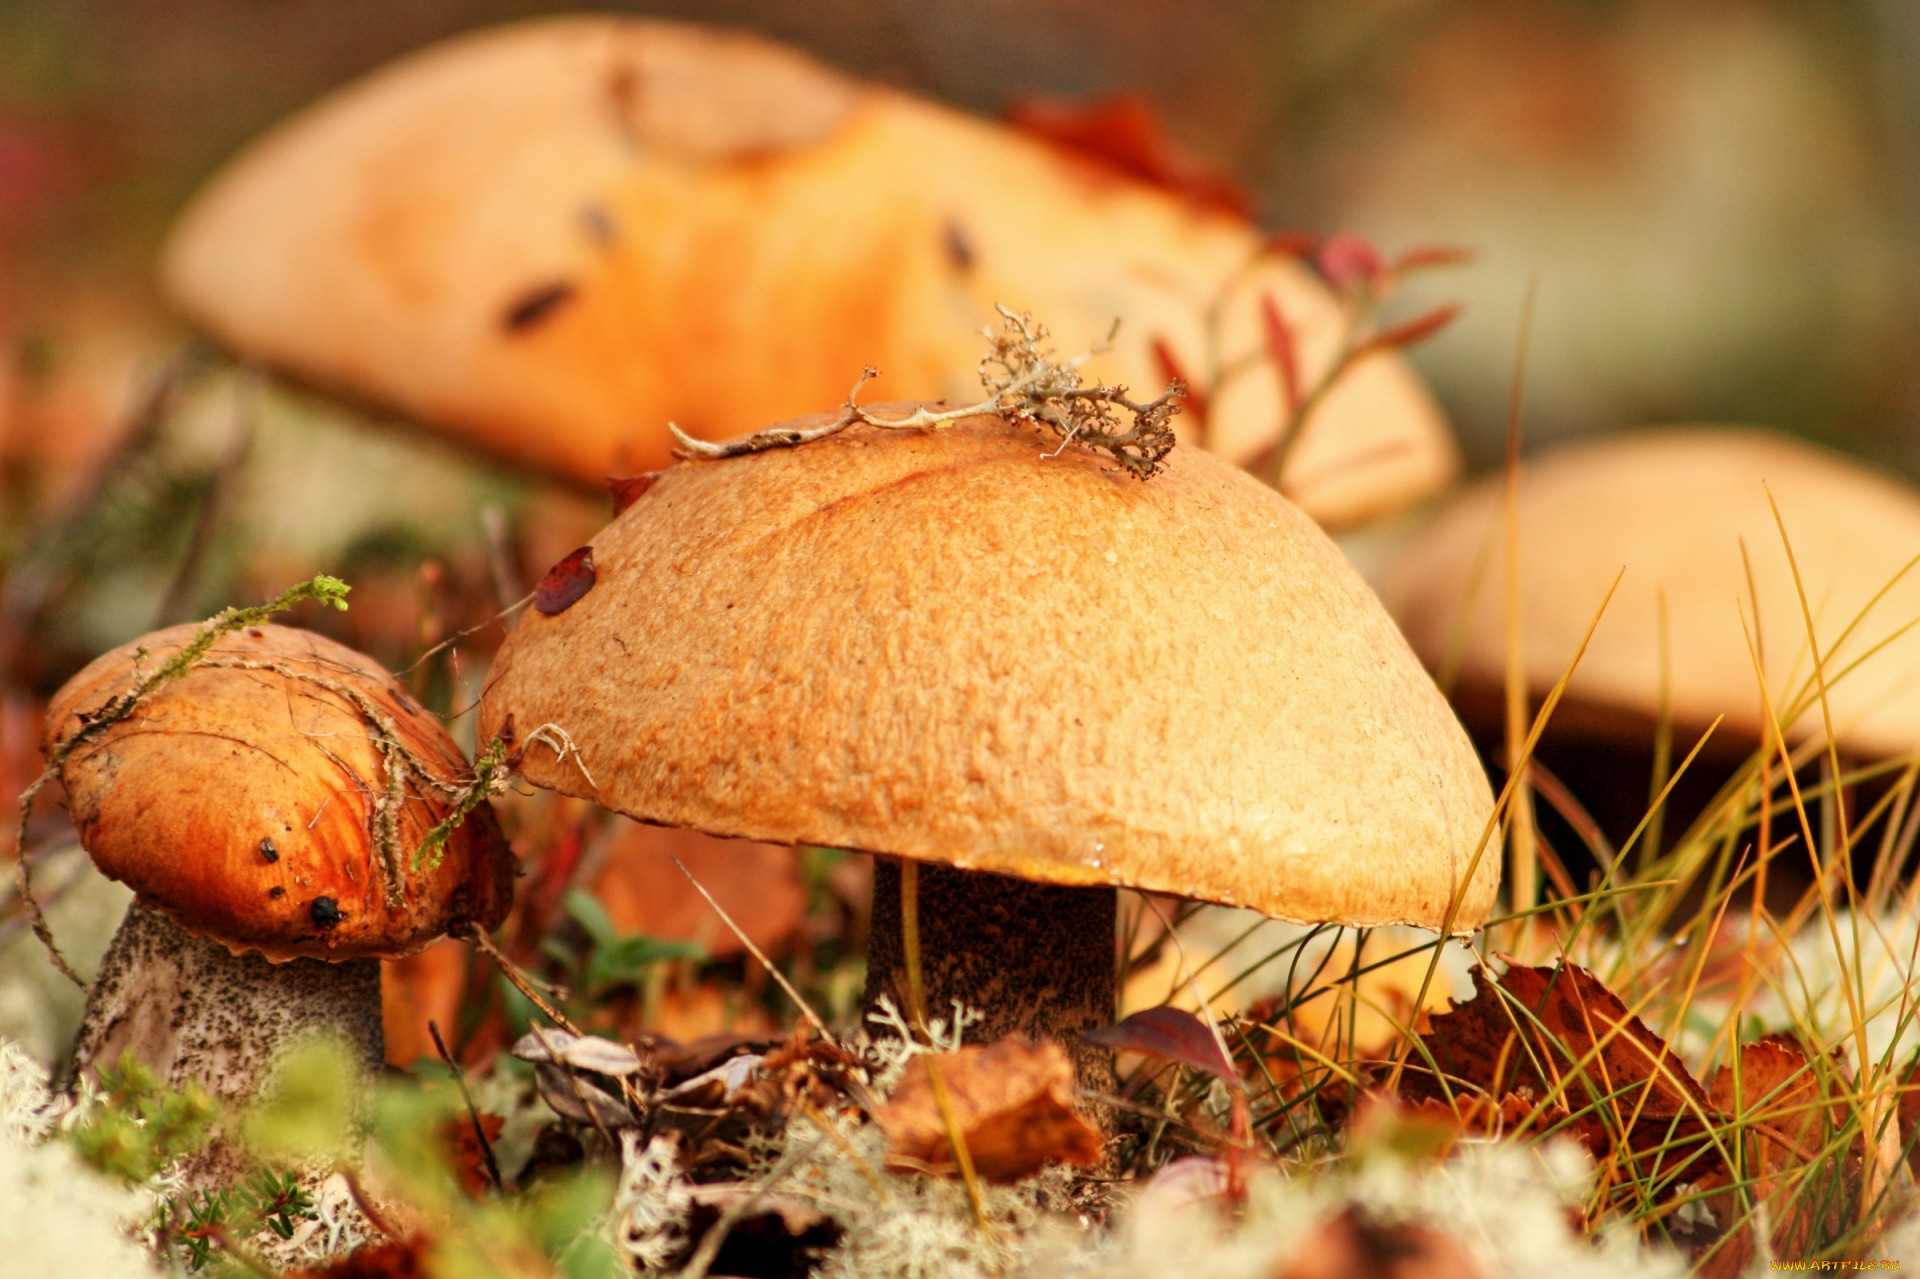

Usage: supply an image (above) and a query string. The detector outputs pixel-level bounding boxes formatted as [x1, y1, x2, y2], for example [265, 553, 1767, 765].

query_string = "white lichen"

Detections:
[609, 1132, 697, 1273]
[0, 1038, 162, 1278]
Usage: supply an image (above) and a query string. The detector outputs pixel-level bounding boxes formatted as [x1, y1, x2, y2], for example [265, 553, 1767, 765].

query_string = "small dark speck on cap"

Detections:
[246, 627, 265, 638]
[311, 897, 343, 928]
[502, 281, 576, 333]
[259, 837, 279, 863]
[269, 887, 286, 899]
[943, 217, 975, 272]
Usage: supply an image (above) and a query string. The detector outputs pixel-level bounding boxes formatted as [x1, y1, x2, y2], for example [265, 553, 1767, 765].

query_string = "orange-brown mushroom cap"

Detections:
[480, 408, 1497, 932]
[46, 623, 513, 961]
[159, 16, 1457, 530]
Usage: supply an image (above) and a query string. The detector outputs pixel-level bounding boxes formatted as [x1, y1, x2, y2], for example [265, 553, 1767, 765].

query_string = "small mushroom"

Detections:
[47, 623, 514, 1180]
[1383, 426, 1920, 860]
[159, 17, 1455, 529]
[478, 408, 1495, 1097]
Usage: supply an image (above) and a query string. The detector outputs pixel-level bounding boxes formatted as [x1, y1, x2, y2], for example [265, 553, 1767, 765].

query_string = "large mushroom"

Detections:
[159, 16, 1456, 530]
[477, 408, 1496, 1089]
[1382, 426, 1920, 864]
[47, 622, 513, 1176]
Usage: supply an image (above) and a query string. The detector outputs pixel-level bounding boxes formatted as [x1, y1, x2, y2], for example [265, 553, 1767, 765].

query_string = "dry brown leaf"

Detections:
[1682, 1037, 1854, 1279]
[1273, 1206, 1482, 1279]
[1398, 962, 1716, 1176]
[380, 938, 472, 1067]
[646, 979, 779, 1044]
[876, 1039, 1102, 1183]
[443, 1111, 507, 1197]
[283, 1235, 430, 1278]
[591, 821, 805, 960]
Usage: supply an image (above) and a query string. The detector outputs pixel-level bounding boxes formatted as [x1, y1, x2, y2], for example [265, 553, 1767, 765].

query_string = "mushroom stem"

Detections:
[66, 903, 383, 1182]
[866, 860, 1116, 1096]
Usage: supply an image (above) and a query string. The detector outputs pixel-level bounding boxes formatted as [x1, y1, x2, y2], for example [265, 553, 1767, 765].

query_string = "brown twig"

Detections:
[429, 1020, 503, 1194]
[460, 923, 584, 1036]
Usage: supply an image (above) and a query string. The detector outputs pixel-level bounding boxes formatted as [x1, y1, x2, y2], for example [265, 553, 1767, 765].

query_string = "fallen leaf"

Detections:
[1686, 1037, 1853, 1279]
[607, 472, 661, 516]
[510, 1028, 646, 1076]
[1392, 961, 1726, 1223]
[1007, 93, 1252, 218]
[533, 546, 595, 614]
[380, 938, 472, 1067]
[1275, 1207, 1482, 1279]
[1083, 1005, 1236, 1084]
[877, 1039, 1102, 1182]
[590, 820, 805, 960]
[443, 1111, 505, 1196]
[534, 1063, 635, 1130]
[284, 1236, 430, 1278]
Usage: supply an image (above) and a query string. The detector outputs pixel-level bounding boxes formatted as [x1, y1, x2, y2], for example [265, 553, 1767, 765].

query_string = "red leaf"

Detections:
[534, 547, 596, 615]
[285, 1236, 430, 1278]
[607, 472, 661, 517]
[1259, 294, 1302, 417]
[1083, 1006, 1236, 1083]
[1259, 230, 1320, 261]
[1149, 338, 1208, 427]
[1391, 244, 1474, 275]
[1361, 304, 1462, 355]
[1008, 94, 1252, 219]
[1315, 232, 1386, 294]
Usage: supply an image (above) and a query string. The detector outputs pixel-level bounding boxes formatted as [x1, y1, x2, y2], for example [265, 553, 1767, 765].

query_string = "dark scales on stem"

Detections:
[867, 860, 1117, 1098]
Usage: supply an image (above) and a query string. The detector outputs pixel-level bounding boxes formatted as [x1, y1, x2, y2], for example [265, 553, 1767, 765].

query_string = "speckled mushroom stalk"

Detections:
[47, 623, 513, 1181]
[867, 862, 1116, 1090]
[477, 410, 1499, 1113]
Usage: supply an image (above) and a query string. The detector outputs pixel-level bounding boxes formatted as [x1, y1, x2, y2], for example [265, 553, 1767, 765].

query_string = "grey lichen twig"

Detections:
[671, 306, 1183, 479]
[13, 574, 352, 985]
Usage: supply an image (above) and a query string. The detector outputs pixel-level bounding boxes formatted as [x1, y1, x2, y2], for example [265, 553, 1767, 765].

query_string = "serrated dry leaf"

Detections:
[1398, 962, 1715, 1173]
[1683, 1036, 1854, 1279]
[876, 1039, 1102, 1183]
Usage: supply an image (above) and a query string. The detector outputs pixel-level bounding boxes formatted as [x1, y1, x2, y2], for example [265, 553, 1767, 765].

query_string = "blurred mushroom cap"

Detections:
[1383, 427, 1920, 757]
[160, 15, 1454, 529]
[479, 408, 1496, 932]
[47, 624, 514, 961]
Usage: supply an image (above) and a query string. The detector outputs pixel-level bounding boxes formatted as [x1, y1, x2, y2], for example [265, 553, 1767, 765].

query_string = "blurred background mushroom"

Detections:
[157, 15, 1458, 531]
[1382, 427, 1920, 913]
